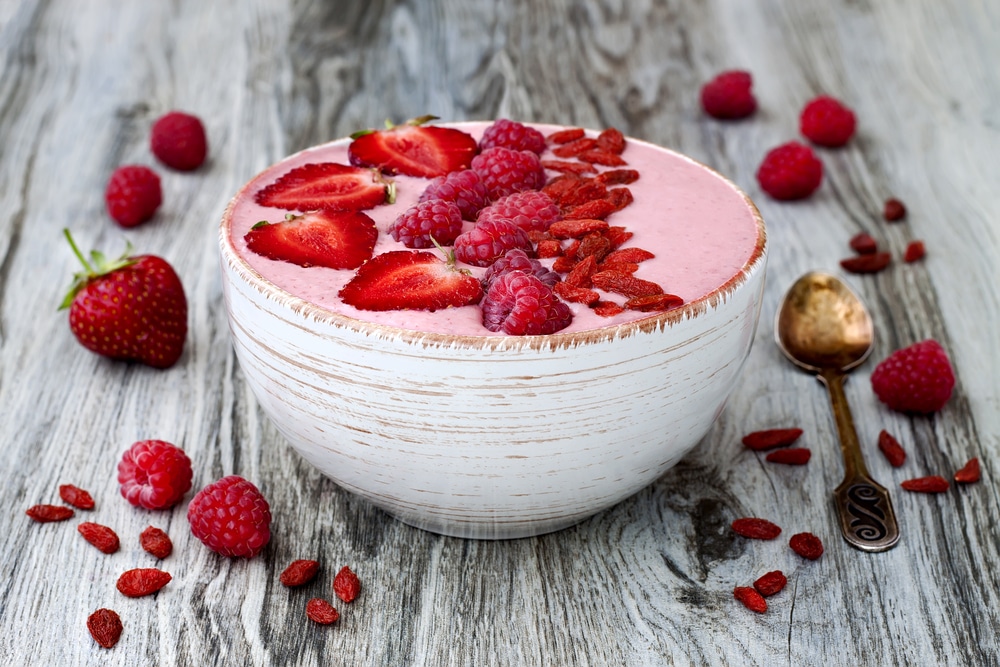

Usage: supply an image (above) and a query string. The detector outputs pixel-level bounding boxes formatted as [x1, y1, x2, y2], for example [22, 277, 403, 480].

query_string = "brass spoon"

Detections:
[775, 271, 900, 552]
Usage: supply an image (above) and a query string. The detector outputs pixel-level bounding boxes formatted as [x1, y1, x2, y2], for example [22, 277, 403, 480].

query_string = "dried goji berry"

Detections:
[591, 270, 663, 299]
[541, 159, 595, 175]
[535, 239, 562, 258]
[87, 608, 123, 649]
[552, 255, 578, 274]
[731, 517, 782, 540]
[789, 532, 824, 560]
[26, 504, 74, 523]
[547, 127, 586, 144]
[564, 198, 616, 221]
[603, 247, 655, 265]
[280, 559, 321, 587]
[954, 457, 981, 484]
[578, 149, 627, 166]
[595, 127, 626, 154]
[883, 197, 906, 221]
[904, 240, 926, 262]
[59, 484, 95, 510]
[305, 598, 340, 625]
[140, 526, 173, 559]
[741, 428, 803, 451]
[564, 255, 597, 288]
[901, 475, 950, 493]
[592, 300, 625, 317]
[840, 252, 891, 274]
[596, 168, 639, 186]
[557, 179, 607, 208]
[753, 571, 787, 597]
[541, 174, 582, 203]
[117, 568, 172, 597]
[603, 226, 632, 248]
[78, 522, 121, 554]
[576, 233, 611, 261]
[549, 218, 610, 239]
[849, 232, 878, 255]
[599, 261, 639, 275]
[733, 586, 767, 613]
[554, 282, 600, 305]
[605, 187, 634, 211]
[623, 293, 684, 312]
[877, 429, 906, 467]
[552, 137, 597, 158]
[333, 566, 361, 603]
[765, 447, 811, 465]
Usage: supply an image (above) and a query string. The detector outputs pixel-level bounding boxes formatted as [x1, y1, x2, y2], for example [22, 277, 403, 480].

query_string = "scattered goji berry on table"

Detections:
[741, 428, 803, 451]
[333, 566, 362, 603]
[733, 586, 767, 613]
[901, 475, 950, 493]
[849, 232, 878, 255]
[26, 504, 74, 523]
[883, 197, 907, 221]
[765, 447, 811, 465]
[78, 522, 121, 554]
[87, 608, 123, 649]
[954, 458, 981, 484]
[877, 430, 906, 467]
[731, 518, 782, 540]
[753, 571, 787, 597]
[280, 559, 321, 587]
[789, 532, 824, 560]
[59, 484, 95, 510]
[140, 526, 173, 559]
[904, 240, 926, 262]
[117, 568, 172, 597]
[840, 252, 891, 274]
[305, 598, 340, 625]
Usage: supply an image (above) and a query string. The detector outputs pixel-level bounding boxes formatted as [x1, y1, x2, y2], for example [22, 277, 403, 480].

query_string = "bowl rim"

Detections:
[219, 127, 767, 351]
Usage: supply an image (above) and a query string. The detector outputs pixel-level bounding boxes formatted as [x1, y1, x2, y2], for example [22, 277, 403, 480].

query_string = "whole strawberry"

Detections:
[870, 339, 955, 413]
[60, 230, 187, 368]
[187, 475, 272, 558]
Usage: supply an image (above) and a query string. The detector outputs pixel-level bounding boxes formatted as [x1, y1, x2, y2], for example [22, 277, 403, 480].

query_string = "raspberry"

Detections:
[105, 165, 162, 227]
[150, 111, 208, 170]
[454, 218, 532, 267]
[483, 249, 559, 290]
[117, 440, 193, 510]
[700, 70, 757, 120]
[418, 169, 489, 220]
[800, 96, 856, 148]
[476, 191, 562, 233]
[479, 119, 547, 154]
[388, 199, 464, 248]
[481, 271, 573, 335]
[187, 475, 272, 558]
[756, 142, 823, 200]
[471, 147, 546, 200]
[870, 339, 955, 413]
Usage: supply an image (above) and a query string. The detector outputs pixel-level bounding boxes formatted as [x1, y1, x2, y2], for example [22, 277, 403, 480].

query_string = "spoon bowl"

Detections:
[776, 271, 899, 552]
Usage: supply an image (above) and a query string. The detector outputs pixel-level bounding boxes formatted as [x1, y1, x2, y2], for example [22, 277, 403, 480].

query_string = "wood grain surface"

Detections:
[1, 1, 998, 665]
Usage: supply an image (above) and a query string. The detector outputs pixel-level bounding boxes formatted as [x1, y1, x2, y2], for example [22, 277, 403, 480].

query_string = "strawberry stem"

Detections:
[63, 228, 94, 275]
[59, 229, 137, 310]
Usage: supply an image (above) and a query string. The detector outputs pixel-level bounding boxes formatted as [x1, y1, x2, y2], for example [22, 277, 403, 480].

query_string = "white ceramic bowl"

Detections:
[219, 129, 767, 539]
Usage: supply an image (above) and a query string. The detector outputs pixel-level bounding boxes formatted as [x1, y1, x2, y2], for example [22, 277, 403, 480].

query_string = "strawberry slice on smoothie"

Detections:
[245, 210, 378, 270]
[254, 162, 392, 212]
[348, 116, 479, 178]
[339, 250, 483, 311]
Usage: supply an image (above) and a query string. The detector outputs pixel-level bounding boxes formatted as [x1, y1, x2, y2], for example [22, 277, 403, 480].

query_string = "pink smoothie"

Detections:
[225, 122, 763, 335]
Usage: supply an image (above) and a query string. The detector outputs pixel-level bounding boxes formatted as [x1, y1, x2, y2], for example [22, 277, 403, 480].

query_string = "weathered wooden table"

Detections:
[2, 1, 997, 665]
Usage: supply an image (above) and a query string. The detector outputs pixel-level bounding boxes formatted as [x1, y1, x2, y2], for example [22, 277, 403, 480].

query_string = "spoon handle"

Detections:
[821, 371, 900, 552]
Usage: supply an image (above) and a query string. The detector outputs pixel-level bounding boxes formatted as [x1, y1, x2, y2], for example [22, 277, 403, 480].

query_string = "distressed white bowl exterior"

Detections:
[219, 159, 767, 540]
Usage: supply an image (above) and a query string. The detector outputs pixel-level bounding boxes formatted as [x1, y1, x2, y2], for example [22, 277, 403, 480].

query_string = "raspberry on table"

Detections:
[756, 141, 823, 200]
[117, 439, 193, 510]
[418, 169, 489, 220]
[870, 339, 955, 413]
[388, 199, 464, 248]
[476, 191, 562, 233]
[150, 111, 208, 171]
[483, 248, 560, 290]
[187, 475, 272, 558]
[471, 147, 547, 200]
[105, 165, 162, 227]
[479, 119, 547, 154]
[700, 70, 757, 120]
[480, 270, 573, 335]
[454, 218, 533, 267]
[800, 95, 857, 147]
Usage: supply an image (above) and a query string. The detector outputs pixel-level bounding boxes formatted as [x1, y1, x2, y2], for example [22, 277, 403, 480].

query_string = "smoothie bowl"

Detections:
[219, 120, 766, 539]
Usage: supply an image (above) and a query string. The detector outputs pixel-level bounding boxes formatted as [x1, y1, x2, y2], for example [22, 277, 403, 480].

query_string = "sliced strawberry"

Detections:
[244, 210, 377, 270]
[339, 250, 482, 312]
[254, 163, 390, 212]
[348, 118, 478, 178]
